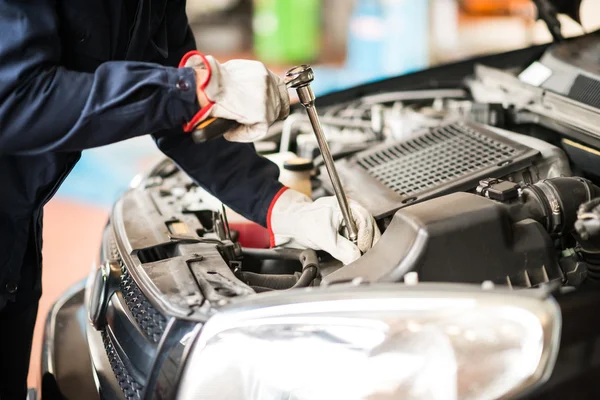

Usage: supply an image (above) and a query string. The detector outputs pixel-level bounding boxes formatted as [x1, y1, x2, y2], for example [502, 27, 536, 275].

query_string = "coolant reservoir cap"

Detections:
[283, 157, 314, 172]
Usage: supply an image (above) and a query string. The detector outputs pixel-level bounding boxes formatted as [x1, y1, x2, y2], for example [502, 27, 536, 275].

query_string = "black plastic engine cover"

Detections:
[323, 192, 563, 287]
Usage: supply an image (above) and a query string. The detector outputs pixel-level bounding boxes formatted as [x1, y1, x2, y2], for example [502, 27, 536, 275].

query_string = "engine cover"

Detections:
[325, 121, 541, 218]
[322, 192, 563, 287]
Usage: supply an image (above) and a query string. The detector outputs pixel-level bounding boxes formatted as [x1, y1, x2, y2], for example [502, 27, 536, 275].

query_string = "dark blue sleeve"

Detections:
[0, 0, 200, 155]
[152, 0, 199, 68]
[156, 134, 284, 227]
[152, 0, 284, 226]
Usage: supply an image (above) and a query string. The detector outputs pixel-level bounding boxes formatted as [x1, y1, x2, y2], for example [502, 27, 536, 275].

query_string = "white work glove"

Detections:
[269, 189, 381, 265]
[180, 51, 290, 142]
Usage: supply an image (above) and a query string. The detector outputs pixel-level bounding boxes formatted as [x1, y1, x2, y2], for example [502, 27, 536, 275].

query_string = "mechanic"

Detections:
[0, 0, 379, 397]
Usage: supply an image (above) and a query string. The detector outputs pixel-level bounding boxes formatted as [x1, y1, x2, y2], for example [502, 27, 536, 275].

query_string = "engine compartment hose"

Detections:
[292, 266, 318, 288]
[292, 249, 320, 288]
[579, 249, 600, 281]
[513, 178, 600, 234]
[237, 271, 301, 290]
[241, 248, 307, 261]
[240, 248, 320, 288]
[299, 249, 319, 271]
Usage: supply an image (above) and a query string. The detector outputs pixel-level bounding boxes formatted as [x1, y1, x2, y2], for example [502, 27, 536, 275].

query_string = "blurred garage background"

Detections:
[30, 0, 600, 387]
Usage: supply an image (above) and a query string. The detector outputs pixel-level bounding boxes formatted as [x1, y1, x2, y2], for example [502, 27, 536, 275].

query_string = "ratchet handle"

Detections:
[191, 118, 240, 143]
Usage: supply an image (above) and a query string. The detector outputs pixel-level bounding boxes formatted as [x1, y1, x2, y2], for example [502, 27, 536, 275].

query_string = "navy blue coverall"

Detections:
[0, 0, 283, 395]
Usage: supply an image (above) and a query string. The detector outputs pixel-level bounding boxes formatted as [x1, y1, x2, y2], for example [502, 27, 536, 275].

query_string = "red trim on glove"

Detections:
[267, 186, 289, 248]
[179, 51, 216, 133]
[182, 104, 214, 133]
[179, 51, 201, 69]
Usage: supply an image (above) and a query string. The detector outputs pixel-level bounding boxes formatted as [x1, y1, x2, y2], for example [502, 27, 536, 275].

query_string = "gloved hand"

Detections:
[180, 51, 290, 142]
[268, 189, 381, 265]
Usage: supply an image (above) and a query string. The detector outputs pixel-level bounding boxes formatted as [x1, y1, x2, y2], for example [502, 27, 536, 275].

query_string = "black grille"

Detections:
[568, 74, 600, 109]
[108, 231, 167, 343]
[356, 122, 533, 198]
[119, 262, 167, 343]
[102, 330, 144, 400]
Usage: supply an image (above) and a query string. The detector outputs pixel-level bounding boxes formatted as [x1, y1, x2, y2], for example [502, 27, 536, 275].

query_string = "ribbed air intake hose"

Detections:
[508, 177, 600, 235]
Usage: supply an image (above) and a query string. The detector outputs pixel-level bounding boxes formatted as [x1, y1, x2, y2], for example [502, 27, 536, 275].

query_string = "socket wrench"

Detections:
[285, 65, 359, 244]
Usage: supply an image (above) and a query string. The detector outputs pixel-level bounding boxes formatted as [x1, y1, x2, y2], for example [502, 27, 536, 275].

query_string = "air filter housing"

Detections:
[568, 75, 600, 109]
[327, 122, 540, 218]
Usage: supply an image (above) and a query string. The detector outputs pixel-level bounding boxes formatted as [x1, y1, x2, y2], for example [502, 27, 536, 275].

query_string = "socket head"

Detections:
[285, 65, 314, 89]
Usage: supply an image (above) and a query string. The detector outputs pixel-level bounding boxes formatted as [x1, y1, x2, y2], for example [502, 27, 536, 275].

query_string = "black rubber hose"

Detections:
[509, 178, 600, 234]
[238, 271, 300, 290]
[292, 266, 318, 288]
[241, 248, 305, 261]
[292, 250, 320, 288]
[543, 178, 600, 233]
[240, 248, 320, 288]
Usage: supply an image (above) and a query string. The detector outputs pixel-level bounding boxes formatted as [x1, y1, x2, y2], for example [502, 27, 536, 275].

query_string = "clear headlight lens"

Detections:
[177, 284, 560, 400]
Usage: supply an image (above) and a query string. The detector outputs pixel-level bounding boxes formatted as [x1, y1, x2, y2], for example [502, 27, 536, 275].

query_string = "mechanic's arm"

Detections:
[156, 134, 284, 226]
[152, 0, 285, 227]
[154, 1, 380, 264]
[0, 0, 200, 155]
[156, 52, 380, 263]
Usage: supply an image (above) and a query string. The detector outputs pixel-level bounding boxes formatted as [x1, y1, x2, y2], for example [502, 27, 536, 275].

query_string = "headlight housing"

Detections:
[177, 284, 560, 400]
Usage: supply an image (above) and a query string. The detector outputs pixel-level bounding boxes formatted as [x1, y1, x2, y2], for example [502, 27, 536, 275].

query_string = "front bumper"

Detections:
[41, 279, 122, 400]
[43, 280, 600, 400]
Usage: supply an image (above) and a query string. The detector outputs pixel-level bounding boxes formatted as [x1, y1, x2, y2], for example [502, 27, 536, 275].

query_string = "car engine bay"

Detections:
[105, 32, 600, 311]
[70, 29, 600, 400]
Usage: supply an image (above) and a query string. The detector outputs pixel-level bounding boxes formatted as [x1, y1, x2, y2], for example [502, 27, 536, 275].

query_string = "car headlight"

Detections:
[176, 284, 560, 400]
